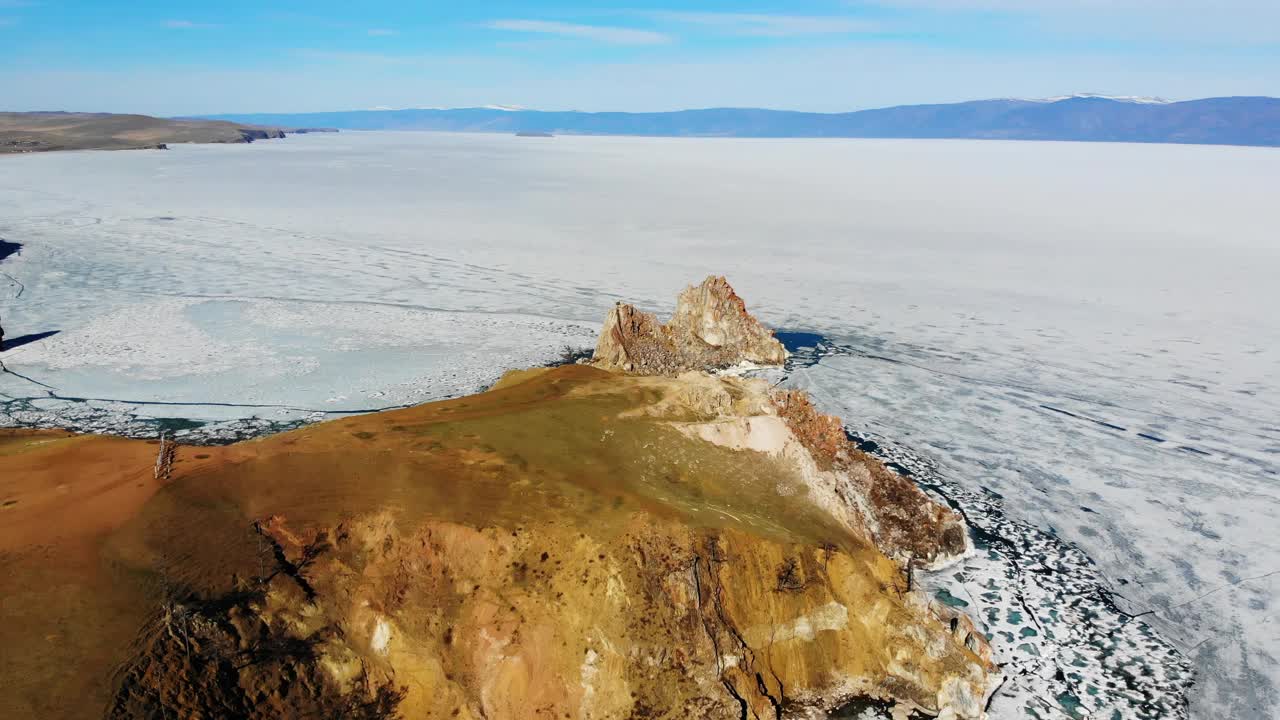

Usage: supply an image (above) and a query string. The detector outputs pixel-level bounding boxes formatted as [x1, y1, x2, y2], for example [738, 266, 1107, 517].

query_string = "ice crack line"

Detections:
[1, 389, 416, 416]
[0, 271, 22, 299]
[1161, 568, 1280, 614]
[784, 333, 1277, 447]
[0, 360, 57, 390]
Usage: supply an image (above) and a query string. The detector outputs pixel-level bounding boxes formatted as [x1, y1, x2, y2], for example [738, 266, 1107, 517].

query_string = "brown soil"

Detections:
[0, 366, 993, 719]
[0, 430, 168, 719]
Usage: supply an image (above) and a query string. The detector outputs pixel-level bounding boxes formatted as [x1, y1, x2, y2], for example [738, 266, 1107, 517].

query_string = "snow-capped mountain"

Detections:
[202, 95, 1280, 148]
[1026, 93, 1173, 104]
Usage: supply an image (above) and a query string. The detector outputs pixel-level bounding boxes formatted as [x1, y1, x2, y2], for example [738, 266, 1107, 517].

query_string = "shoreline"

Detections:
[2, 362, 998, 719]
[850, 429, 1194, 718]
[778, 331, 1196, 717]
[0, 352, 1197, 717]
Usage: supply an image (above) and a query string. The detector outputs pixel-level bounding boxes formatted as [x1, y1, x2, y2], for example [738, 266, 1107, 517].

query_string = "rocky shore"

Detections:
[2, 278, 999, 719]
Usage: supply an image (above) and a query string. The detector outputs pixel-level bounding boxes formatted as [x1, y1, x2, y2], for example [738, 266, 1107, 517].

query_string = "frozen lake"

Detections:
[2, 132, 1278, 717]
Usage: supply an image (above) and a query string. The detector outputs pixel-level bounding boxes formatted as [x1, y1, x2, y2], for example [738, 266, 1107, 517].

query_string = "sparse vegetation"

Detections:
[551, 344, 593, 366]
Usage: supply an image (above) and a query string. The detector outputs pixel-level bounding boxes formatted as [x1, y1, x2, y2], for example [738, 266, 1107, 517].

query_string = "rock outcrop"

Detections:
[96, 367, 993, 720]
[592, 278, 969, 566]
[769, 387, 969, 566]
[592, 276, 788, 374]
[617, 370, 969, 571]
[237, 127, 287, 142]
[1, 281, 996, 720]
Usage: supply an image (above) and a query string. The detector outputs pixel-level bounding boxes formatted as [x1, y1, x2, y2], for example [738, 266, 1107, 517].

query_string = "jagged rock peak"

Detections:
[592, 276, 788, 375]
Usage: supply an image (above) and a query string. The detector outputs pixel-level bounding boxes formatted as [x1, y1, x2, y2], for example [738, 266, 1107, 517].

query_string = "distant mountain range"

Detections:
[198, 95, 1280, 147]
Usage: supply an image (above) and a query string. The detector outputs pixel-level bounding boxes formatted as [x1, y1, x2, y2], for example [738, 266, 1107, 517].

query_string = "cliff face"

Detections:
[768, 387, 969, 567]
[592, 276, 788, 374]
[0, 280, 996, 720]
[237, 127, 287, 142]
[591, 277, 968, 568]
[98, 368, 992, 720]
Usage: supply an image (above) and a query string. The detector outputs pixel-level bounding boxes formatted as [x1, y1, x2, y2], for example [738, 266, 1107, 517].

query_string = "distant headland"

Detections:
[0, 112, 338, 154]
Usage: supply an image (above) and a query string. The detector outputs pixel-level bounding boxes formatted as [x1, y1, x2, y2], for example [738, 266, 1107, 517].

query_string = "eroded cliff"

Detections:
[0, 281, 996, 720]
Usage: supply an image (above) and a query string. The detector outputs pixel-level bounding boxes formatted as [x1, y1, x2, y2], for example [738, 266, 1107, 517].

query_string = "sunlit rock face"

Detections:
[1, 367, 997, 719]
[592, 276, 788, 374]
[769, 387, 970, 568]
[592, 277, 969, 568]
[1, 280, 996, 720]
[89, 367, 993, 720]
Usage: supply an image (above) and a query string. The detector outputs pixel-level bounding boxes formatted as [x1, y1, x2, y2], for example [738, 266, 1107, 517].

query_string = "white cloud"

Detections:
[164, 20, 219, 30]
[654, 12, 882, 36]
[367, 28, 398, 37]
[865, 0, 1241, 8]
[3, 41, 1275, 117]
[292, 49, 421, 65]
[859, 0, 1280, 43]
[486, 19, 671, 46]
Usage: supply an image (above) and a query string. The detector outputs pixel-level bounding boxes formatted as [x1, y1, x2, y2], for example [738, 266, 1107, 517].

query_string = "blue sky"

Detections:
[1, 1, 1277, 115]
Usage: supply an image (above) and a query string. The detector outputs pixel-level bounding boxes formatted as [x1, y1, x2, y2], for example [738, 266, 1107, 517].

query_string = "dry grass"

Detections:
[0, 112, 287, 153]
[0, 366, 993, 719]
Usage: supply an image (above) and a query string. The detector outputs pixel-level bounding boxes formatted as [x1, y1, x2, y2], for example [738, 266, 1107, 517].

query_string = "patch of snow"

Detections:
[750, 601, 848, 644]
[371, 616, 392, 655]
[1020, 92, 1173, 104]
[580, 647, 600, 714]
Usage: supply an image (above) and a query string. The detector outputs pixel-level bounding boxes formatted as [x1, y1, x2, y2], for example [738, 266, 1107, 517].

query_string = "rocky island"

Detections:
[1, 278, 997, 719]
